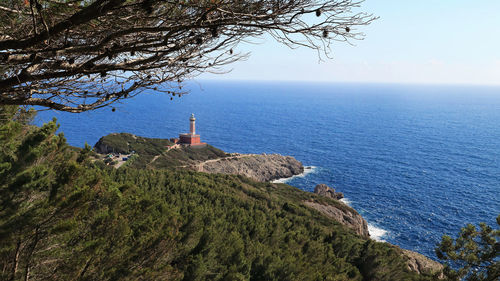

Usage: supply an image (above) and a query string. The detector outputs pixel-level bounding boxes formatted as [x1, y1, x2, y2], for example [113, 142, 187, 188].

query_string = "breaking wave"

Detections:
[271, 166, 317, 183]
[339, 198, 388, 242]
[368, 224, 389, 242]
[339, 197, 352, 206]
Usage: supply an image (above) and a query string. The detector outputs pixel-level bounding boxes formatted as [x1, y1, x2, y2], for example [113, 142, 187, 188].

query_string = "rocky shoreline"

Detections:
[307, 183, 443, 277]
[190, 153, 304, 182]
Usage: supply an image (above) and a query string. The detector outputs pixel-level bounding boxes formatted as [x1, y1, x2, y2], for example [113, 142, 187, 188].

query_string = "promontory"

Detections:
[93, 133, 304, 182]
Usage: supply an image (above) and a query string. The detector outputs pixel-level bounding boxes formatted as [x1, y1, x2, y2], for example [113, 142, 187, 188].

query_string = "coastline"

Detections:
[271, 162, 443, 276]
[271, 166, 317, 183]
[340, 198, 389, 242]
[274, 167, 390, 242]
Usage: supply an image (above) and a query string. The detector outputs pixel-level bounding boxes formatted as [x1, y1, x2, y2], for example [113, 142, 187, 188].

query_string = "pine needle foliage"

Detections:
[1, 106, 438, 280]
[436, 216, 500, 281]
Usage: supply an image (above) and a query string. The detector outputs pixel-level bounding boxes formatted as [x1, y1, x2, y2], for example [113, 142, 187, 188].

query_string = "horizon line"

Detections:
[193, 78, 500, 88]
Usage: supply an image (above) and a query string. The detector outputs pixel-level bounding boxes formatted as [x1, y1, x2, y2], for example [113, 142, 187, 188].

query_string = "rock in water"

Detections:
[314, 184, 344, 200]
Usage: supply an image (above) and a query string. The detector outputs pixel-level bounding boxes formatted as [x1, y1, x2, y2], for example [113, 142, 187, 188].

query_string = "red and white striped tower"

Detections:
[190, 113, 196, 135]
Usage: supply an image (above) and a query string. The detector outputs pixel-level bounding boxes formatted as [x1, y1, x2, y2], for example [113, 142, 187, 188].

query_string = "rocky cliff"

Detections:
[304, 200, 370, 238]
[400, 249, 443, 277]
[303, 183, 369, 237]
[306, 183, 443, 277]
[192, 153, 304, 182]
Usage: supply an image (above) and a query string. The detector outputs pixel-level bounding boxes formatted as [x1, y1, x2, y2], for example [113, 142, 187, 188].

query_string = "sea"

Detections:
[35, 81, 500, 260]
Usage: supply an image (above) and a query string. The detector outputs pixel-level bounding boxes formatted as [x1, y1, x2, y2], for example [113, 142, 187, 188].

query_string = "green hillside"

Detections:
[95, 132, 174, 155]
[94, 133, 228, 168]
[0, 108, 439, 280]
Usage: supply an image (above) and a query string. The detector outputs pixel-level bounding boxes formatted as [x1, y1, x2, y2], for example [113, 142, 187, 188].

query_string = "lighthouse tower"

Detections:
[179, 113, 204, 146]
[190, 113, 196, 135]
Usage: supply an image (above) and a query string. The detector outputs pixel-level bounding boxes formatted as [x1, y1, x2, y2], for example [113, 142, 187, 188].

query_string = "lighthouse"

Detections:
[178, 113, 204, 146]
[190, 113, 196, 135]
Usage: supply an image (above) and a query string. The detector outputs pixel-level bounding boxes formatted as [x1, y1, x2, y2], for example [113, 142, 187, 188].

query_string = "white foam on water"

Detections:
[339, 199, 388, 242]
[368, 223, 389, 242]
[271, 166, 317, 183]
[339, 197, 352, 206]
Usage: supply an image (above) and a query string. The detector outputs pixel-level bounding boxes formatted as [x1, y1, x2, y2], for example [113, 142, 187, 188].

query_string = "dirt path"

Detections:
[184, 153, 259, 171]
[149, 155, 160, 165]
[115, 160, 126, 169]
[112, 153, 261, 170]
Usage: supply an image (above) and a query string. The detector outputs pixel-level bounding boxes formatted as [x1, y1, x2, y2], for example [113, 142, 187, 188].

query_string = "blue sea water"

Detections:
[35, 81, 500, 260]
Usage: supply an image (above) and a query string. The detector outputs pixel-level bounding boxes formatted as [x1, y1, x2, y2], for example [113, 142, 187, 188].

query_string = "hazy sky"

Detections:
[200, 0, 500, 85]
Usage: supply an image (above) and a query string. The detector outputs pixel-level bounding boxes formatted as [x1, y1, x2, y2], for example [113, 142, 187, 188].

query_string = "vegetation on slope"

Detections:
[95, 133, 174, 155]
[94, 133, 227, 169]
[144, 145, 228, 169]
[1, 107, 439, 280]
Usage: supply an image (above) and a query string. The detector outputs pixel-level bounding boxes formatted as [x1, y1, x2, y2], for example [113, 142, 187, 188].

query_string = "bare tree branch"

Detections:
[0, 0, 377, 112]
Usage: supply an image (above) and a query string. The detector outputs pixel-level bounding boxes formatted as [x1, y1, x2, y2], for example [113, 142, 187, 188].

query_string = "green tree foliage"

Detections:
[0, 107, 180, 280]
[1, 106, 436, 280]
[436, 216, 500, 281]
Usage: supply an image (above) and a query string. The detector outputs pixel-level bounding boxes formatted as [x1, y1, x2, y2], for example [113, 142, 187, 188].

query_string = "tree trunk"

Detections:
[24, 228, 40, 281]
[75, 257, 93, 281]
[9, 239, 21, 281]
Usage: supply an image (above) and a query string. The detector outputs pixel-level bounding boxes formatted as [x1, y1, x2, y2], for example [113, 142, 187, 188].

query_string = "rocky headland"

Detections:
[93, 133, 304, 181]
[190, 153, 304, 182]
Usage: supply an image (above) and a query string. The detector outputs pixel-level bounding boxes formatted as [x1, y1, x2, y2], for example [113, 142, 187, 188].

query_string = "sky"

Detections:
[200, 0, 500, 85]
